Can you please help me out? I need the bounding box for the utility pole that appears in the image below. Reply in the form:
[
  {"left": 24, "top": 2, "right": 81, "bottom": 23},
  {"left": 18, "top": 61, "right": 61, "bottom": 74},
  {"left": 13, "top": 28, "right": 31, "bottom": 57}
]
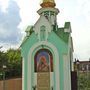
[
  {"left": 76, "top": 59, "right": 80, "bottom": 90},
  {"left": 86, "top": 64, "right": 89, "bottom": 90}
]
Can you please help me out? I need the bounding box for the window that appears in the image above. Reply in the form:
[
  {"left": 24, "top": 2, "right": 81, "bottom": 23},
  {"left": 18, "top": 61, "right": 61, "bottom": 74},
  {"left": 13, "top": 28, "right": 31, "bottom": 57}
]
[{"left": 40, "top": 25, "right": 46, "bottom": 41}]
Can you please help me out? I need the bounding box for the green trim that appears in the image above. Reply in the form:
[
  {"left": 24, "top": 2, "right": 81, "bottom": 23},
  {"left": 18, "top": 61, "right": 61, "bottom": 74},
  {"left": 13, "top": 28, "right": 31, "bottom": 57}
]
[
  {"left": 24, "top": 57, "right": 28, "bottom": 90},
  {"left": 31, "top": 52, "right": 34, "bottom": 90},
  {"left": 21, "top": 32, "right": 38, "bottom": 56},
  {"left": 59, "top": 54, "right": 64, "bottom": 90},
  {"left": 21, "top": 33, "right": 38, "bottom": 90}
]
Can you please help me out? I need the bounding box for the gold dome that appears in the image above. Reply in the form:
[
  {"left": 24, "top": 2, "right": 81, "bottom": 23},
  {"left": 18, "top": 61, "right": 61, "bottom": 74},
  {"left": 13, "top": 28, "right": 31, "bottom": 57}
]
[
  {"left": 40, "top": 0, "right": 56, "bottom": 8},
  {"left": 43, "top": 0, "right": 55, "bottom": 3}
]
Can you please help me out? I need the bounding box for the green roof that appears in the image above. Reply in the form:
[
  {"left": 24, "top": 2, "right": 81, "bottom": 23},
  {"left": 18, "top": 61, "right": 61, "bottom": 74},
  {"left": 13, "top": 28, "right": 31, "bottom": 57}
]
[
  {"left": 54, "top": 28, "right": 69, "bottom": 43},
  {"left": 53, "top": 22, "right": 71, "bottom": 43}
]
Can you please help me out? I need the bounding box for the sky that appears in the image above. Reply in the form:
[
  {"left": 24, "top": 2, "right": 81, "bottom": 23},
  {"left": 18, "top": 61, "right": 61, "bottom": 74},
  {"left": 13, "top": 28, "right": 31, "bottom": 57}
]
[{"left": 0, "top": 0, "right": 90, "bottom": 61}]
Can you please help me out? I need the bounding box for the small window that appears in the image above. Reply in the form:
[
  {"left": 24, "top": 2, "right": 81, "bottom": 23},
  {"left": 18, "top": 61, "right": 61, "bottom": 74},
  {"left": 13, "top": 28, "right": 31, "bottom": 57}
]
[{"left": 40, "top": 25, "right": 46, "bottom": 41}]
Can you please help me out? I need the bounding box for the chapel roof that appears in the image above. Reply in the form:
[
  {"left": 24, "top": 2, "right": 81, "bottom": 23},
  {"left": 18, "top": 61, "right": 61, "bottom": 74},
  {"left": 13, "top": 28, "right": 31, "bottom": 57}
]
[{"left": 54, "top": 22, "right": 71, "bottom": 43}]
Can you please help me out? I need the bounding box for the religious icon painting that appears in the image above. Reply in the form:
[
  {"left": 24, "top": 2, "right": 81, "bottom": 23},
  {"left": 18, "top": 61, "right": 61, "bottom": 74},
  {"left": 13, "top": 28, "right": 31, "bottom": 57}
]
[{"left": 34, "top": 49, "right": 53, "bottom": 72}]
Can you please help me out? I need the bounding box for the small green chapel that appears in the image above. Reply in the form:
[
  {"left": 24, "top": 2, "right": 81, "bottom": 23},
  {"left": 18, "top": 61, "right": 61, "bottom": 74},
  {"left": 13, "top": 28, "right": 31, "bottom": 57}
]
[{"left": 20, "top": 0, "right": 74, "bottom": 90}]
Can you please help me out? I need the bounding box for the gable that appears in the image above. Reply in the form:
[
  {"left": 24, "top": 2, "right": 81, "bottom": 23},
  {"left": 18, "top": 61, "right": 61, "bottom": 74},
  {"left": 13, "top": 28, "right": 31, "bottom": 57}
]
[
  {"left": 21, "top": 33, "right": 38, "bottom": 56},
  {"left": 48, "top": 31, "right": 68, "bottom": 53},
  {"left": 33, "top": 15, "right": 52, "bottom": 41},
  {"left": 34, "top": 15, "right": 52, "bottom": 33}
]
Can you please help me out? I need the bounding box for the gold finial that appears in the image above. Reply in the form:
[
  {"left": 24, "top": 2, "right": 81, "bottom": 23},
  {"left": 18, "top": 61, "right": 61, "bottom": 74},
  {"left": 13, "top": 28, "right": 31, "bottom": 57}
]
[{"left": 40, "top": 0, "right": 56, "bottom": 8}]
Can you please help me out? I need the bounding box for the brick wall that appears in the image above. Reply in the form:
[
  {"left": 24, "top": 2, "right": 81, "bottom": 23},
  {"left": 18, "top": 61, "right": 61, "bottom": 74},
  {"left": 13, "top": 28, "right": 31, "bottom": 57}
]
[{"left": 0, "top": 78, "right": 22, "bottom": 90}]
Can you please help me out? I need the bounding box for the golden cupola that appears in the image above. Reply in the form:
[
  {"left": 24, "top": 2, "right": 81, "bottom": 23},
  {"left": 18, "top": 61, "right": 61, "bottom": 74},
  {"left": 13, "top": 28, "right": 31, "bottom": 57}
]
[{"left": 40, "top": 0, "right": 56, "bottom": 8}]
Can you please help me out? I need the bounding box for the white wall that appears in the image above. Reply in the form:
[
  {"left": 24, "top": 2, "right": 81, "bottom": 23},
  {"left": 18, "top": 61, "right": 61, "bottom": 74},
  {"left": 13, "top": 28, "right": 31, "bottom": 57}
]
[{"left": 63, "top": 54, "right": 71, "bottom": 90}]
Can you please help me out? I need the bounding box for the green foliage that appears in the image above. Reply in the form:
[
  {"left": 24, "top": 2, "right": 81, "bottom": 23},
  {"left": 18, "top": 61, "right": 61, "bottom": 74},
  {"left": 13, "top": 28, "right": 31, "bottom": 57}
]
[
  {"left": 7, "top": 49, "right": 21, "bottom": 66},
  {"left": 0, "top": 51, "right": 8, "bottom": 69},
  {"left": 78, "top": 72, "right": 90, "bottom": 90},
  {"left": 0, "top": 48, "right": 22, "bottom": 80}
]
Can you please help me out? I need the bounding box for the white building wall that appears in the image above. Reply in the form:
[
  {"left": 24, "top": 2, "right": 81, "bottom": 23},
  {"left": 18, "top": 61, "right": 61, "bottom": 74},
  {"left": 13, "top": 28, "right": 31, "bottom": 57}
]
[
  {"left": 69, "top": 36, "right": 74, "bottom": 71},
  {"left": 63, "top": 54, "right": 71, "bottom": 90},
  {"left": 33, "top": 16, "right": 52, "bottom": 41}
]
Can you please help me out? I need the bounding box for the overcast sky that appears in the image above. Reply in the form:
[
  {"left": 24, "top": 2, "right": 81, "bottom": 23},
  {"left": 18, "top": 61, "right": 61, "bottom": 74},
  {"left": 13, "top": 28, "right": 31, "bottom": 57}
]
[{"left": 0, "top": 0, "right": 90, "bottom": 61}]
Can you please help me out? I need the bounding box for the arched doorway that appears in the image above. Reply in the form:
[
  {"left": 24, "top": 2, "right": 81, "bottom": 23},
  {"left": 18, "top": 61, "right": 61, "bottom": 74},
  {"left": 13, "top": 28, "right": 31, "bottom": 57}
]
[{"left": 34, "top": 49, "right": 53, "bottom": 90}]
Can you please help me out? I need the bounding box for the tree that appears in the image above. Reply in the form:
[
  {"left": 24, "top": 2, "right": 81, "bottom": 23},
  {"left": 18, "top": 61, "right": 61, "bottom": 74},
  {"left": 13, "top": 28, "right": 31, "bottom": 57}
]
[
  {"left": 0, "top": 51, "right": 8, "bottom": 80},
  {"left": 6, "top": 48, "right": 22, "bottom": 78},
  {"left": 79, "top": 72, "right": 90, "bottom": 90},
  {"left": 0, "top": 48, "right": 22, "bottom": 80},
  {"left": 0, "top": 51, "right": 8, "bottom": 69}
]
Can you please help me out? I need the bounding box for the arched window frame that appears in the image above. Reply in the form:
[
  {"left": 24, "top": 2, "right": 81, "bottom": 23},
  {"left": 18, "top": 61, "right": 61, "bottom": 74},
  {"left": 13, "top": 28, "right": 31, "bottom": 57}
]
[
  {"left": 40, "top": 25, "right": 46, "bottom": 41},
  {"left": 34, "top": 49, "right": 53, "bottom": 72}
]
